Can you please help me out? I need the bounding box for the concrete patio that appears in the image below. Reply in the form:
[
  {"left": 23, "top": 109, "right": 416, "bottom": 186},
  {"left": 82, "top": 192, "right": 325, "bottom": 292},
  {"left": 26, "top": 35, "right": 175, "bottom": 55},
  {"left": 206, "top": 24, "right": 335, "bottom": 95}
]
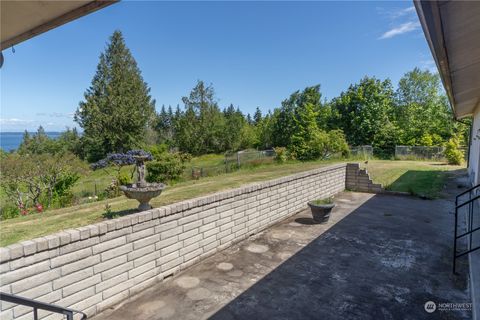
[{"left": 93, "top": 190, "right": 471, "bottom": 320}]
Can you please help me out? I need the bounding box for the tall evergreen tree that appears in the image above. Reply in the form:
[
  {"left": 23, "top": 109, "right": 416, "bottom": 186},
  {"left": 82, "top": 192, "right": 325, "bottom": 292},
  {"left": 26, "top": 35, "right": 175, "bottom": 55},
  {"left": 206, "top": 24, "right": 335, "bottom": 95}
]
[
  {"left": 177, "top": 81, "right": 225, "bottom": 154},
  {"left": 156, "top": 105, "right": 175, "bottom": 144},
  {"left": 223, "top": 104, "right": 246, "bottom": 151},
  {"left": 253, "top": 107, "right": 263, "bottom": 125},
  {"left": 246, "top": 113, "right": 253, "bottom": 125},
  {"left": 75, "top": 30, "right": 155, "bottom": 162}
]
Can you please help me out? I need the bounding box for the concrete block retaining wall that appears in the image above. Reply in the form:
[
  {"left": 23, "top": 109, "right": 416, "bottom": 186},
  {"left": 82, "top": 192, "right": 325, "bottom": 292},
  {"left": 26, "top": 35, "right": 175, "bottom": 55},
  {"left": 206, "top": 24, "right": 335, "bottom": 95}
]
[
  {"left": 0, "top": 163, "right": 347, "bottom": 320},
  {"left": 346, "top": 163, "right": 383, "bottom": 193}
]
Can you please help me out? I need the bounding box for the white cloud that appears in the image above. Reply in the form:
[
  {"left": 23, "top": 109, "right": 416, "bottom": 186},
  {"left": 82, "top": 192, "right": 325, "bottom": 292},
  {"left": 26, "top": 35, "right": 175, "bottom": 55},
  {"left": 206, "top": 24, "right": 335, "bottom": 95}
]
[
  {"left": 377, "top": 6, "right": 416, "bottom": 20},
  {"left": 35, "top": 112, "right": 74, "bottom": 118},
  {"left": 379, "top": 21, "right": 420, "bottom": 39},
  {"left": 0, "top": 118, "right": 35, "bottom": 125},
  {"left": 392, "top": 6, "right": 416, "bottom": 19}
]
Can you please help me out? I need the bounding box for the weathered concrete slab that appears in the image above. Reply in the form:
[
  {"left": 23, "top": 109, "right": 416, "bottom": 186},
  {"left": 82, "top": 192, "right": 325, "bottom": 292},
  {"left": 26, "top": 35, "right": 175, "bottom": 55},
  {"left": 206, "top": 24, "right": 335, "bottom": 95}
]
[{"left": 93, "top": 192, "right": 471, "bottom": 320}]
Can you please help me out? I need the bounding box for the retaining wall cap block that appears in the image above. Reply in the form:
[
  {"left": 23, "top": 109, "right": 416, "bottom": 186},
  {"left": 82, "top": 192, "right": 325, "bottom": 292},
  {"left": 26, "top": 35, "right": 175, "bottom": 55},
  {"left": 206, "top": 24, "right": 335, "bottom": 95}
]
[
  {"left": 0, "top": 247, "right": 11, "bottom": 262},
  {"left": 65, "top": 229, "right": 81, "bottom": 242},
  {"left": 32, "top": 238, "right": 49, "bottom": 252},
  {"left": 57, "top": 232, "right": 71, "bottom": 246},
  {"left": 20, "top": 241, "right": 37, "bottom": 256},
  {"left": 96, "top": 222, "right": 108, "bottom": 235},
  {"left": 77, "top": 227, "right": 91, "bottom": 240},
  {"left": 44, "top": 235, "right": 60, "bottom": 249}
]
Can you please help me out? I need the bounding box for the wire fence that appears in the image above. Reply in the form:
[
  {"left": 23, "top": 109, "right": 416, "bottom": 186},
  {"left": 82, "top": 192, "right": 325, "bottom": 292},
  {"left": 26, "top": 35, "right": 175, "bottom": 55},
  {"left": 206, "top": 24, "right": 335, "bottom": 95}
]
[
  {"left": 190, "top": 149, "right": 277, "bottom": 179},
  {"left": 395, "top": 145, "right": 446, "bottom": 160},
  {"left": 226, "top": 149, "right": 276, "bottom": 167},
  {"left": 349, "top": 145, "right": 373, "bottom": 159}
]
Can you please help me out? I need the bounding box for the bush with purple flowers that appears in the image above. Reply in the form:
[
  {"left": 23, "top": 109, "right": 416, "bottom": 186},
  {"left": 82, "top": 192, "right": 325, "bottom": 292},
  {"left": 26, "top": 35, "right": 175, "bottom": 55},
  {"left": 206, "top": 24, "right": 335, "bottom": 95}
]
[
  {"left": 90, "top": 150, "right": 153, "bottom": 198},
  {"left": 91, "top": 150, "right": 153, "bottom": 170}
]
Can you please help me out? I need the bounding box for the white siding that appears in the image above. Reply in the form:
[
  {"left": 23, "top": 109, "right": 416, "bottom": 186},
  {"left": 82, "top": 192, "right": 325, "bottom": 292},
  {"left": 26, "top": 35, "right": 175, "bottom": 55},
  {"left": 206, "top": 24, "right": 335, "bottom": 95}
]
[{"left": 469, "top": 104, "right": 480, "bottom": 186}]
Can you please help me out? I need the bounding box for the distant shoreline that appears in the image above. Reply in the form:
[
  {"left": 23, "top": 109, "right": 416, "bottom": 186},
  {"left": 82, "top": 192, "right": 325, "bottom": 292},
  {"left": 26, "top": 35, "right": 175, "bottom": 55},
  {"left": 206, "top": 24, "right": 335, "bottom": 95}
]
[{"left": 0, "top": 131, "right": 65, "bottom": 152}]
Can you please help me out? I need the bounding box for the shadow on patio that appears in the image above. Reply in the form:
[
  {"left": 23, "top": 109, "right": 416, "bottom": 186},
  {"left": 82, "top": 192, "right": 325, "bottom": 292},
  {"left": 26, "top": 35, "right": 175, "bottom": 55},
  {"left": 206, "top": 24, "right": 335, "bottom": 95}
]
[{"left": 209, "top": 192, "right": 471, "bottom": 320}]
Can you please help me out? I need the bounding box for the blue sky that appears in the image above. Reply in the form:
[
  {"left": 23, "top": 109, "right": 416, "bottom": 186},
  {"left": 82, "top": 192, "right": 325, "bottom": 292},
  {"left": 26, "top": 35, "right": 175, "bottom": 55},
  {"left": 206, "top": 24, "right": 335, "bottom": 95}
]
[{"left": 0, "top": 1, "right": 435, "bottom": 132}]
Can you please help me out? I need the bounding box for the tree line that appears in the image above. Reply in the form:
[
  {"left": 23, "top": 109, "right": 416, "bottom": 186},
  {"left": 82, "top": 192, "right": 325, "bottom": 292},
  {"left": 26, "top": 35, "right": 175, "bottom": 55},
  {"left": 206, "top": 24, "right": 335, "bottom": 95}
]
[{"left": 19, "top": 30, "right": 469, "bottom": 162}]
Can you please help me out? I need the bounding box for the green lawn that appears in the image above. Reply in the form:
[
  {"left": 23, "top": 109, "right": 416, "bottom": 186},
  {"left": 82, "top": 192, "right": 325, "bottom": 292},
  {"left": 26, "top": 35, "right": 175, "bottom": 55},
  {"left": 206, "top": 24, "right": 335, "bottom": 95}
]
[
  {"left": 0, "top": 160, "right": 464, "bottom": 246},
  {"left": 189, "top": 154, "right": 226, "bottom": 168},
  {"left": 363, "top": 160, "right": 464, "bottom": 198}
]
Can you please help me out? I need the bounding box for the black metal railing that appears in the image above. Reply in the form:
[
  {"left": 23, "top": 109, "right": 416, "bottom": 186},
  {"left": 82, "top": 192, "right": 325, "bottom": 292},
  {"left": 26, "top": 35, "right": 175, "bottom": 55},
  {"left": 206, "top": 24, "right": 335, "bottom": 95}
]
[
  {"left": 0, "top": 292, "right": 87, "bottom": 320},
  {"left": 453, "top": 183, "right": 480, "bottom": 274}
]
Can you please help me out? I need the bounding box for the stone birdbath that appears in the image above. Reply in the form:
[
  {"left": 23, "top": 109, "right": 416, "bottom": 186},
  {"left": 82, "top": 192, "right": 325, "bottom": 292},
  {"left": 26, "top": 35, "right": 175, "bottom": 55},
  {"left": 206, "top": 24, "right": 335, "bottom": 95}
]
[
  {"left": 91, "top": 150, "right": 165, "bottom": 212},
  {"left": 120, "top": 154, "right": 165, "bottom": 211}
]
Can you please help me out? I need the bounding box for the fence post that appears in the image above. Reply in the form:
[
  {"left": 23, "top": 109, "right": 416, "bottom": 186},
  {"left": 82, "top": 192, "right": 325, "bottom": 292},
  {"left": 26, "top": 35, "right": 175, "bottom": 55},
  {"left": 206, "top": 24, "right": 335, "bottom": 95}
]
[{"left": 236, "top": 152, "right": 241, "bottom": 168}]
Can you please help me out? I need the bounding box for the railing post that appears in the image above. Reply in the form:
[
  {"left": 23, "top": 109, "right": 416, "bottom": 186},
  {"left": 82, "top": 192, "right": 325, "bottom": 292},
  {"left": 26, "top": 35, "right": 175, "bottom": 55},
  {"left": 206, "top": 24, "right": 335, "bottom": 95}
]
[
  {"left": 469, "top": 190, "right": 474, "bottom": 250},
  {"left": 454, "top": 197, "right": 458, "bottom": 274},
  {"left": 33, "top": 307, "right": 38, "bottom": 320}
]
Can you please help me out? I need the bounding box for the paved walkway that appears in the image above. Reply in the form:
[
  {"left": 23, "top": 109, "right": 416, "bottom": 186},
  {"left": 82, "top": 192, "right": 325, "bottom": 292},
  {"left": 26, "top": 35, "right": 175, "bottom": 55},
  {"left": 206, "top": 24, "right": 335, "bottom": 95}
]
[{"left": 94, "top": 191, "right": 471, "bottom": 320}]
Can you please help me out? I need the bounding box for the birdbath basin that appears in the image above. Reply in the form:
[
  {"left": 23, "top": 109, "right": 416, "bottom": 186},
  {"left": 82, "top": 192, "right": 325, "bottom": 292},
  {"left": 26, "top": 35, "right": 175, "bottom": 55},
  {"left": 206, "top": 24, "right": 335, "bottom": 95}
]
[{"left": 120, "top": 183, "right": 165, "bottom": 211}]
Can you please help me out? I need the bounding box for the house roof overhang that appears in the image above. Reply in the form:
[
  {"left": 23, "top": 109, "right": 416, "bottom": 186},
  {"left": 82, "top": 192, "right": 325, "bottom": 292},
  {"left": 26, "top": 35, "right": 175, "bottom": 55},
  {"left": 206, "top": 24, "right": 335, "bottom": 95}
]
[
  {"left": 1, "top": 0, "right": 117, "bottom": 51},
  {"left": 414, "top": 0, "right": 480, "bottom": 119}
]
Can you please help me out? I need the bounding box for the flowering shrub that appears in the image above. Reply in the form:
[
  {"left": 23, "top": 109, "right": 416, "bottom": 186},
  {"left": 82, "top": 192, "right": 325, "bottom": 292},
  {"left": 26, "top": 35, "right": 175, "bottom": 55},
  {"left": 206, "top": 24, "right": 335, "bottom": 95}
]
[
  {"left": 91, "top": 150, "right": 152, "bottom": 198},
  {"left": 91, "top": 150, "right": 153, "bottom": 170}
]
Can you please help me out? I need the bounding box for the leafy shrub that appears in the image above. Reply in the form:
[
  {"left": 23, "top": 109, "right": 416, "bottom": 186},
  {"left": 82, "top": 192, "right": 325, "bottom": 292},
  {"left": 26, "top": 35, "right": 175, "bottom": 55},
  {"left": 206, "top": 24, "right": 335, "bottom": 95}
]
[
  {"left": 52, "top": 172, "right": 80, "bottom": 205},
  {"left": 274, "top": 147, "right": 288, "bottom": 163},
  {"left": 104, "top": 179, "right": 121, "bottom": 198},
  {"left": 372, "top": 122, "right": 398, "bottom": 158},
  {"left": 292, "top": 128, "right": 349, "bottom": 161},
  {"left": 418, "top": 134, "right": 433, "bottom": 146},
  {"left": 145, "top": 146, "right": 191, "bottom": 183},
  {"left": 146, "top": 154, "right": 187, "bottom": 183},
  {"left": 444, "top": 137, "right": 463, "bottom": 165},
  {"left": 0, "top": 204, "right": 19, "bottom": 220},
  {"left": 147, "top": 144, "right": 169, "bottom": 157},
  {"left": 118, "top": 173, "right": 132, "bottom": 186},
  {"left": 0, "top": 152, "right": 87, "bottom": 210}
]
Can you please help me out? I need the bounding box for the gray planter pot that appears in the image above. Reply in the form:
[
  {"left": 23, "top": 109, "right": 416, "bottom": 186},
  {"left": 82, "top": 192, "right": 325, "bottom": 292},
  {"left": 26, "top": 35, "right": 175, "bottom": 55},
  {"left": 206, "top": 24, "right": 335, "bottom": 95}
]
[{"left": 307, "top": 202, "right": 335, "bottom": 223}]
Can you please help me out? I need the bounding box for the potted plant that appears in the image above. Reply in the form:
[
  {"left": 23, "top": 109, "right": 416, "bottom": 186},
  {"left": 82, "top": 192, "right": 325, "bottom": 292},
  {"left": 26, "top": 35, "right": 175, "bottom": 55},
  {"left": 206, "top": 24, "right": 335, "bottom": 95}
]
[{"left": 307, "top": 197, "right": 335, "bottom": 223}]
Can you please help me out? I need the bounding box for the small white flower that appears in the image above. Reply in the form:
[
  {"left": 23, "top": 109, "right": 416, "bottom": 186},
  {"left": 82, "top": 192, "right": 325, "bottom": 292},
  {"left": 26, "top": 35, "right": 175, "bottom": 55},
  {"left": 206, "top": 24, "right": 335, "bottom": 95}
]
[
  {"left": 94, "top": 196, "right": 98, "bottom": 200},
  {"left": 88, "top": 196, "right": 92, "bottom": 200}
]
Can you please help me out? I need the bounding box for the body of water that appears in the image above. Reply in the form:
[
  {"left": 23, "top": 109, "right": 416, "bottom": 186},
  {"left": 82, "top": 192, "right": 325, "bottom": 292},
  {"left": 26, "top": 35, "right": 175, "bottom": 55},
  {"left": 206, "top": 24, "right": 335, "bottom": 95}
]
[{"left": 0, "top": 132, "right": 62, "bottom": 152}]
